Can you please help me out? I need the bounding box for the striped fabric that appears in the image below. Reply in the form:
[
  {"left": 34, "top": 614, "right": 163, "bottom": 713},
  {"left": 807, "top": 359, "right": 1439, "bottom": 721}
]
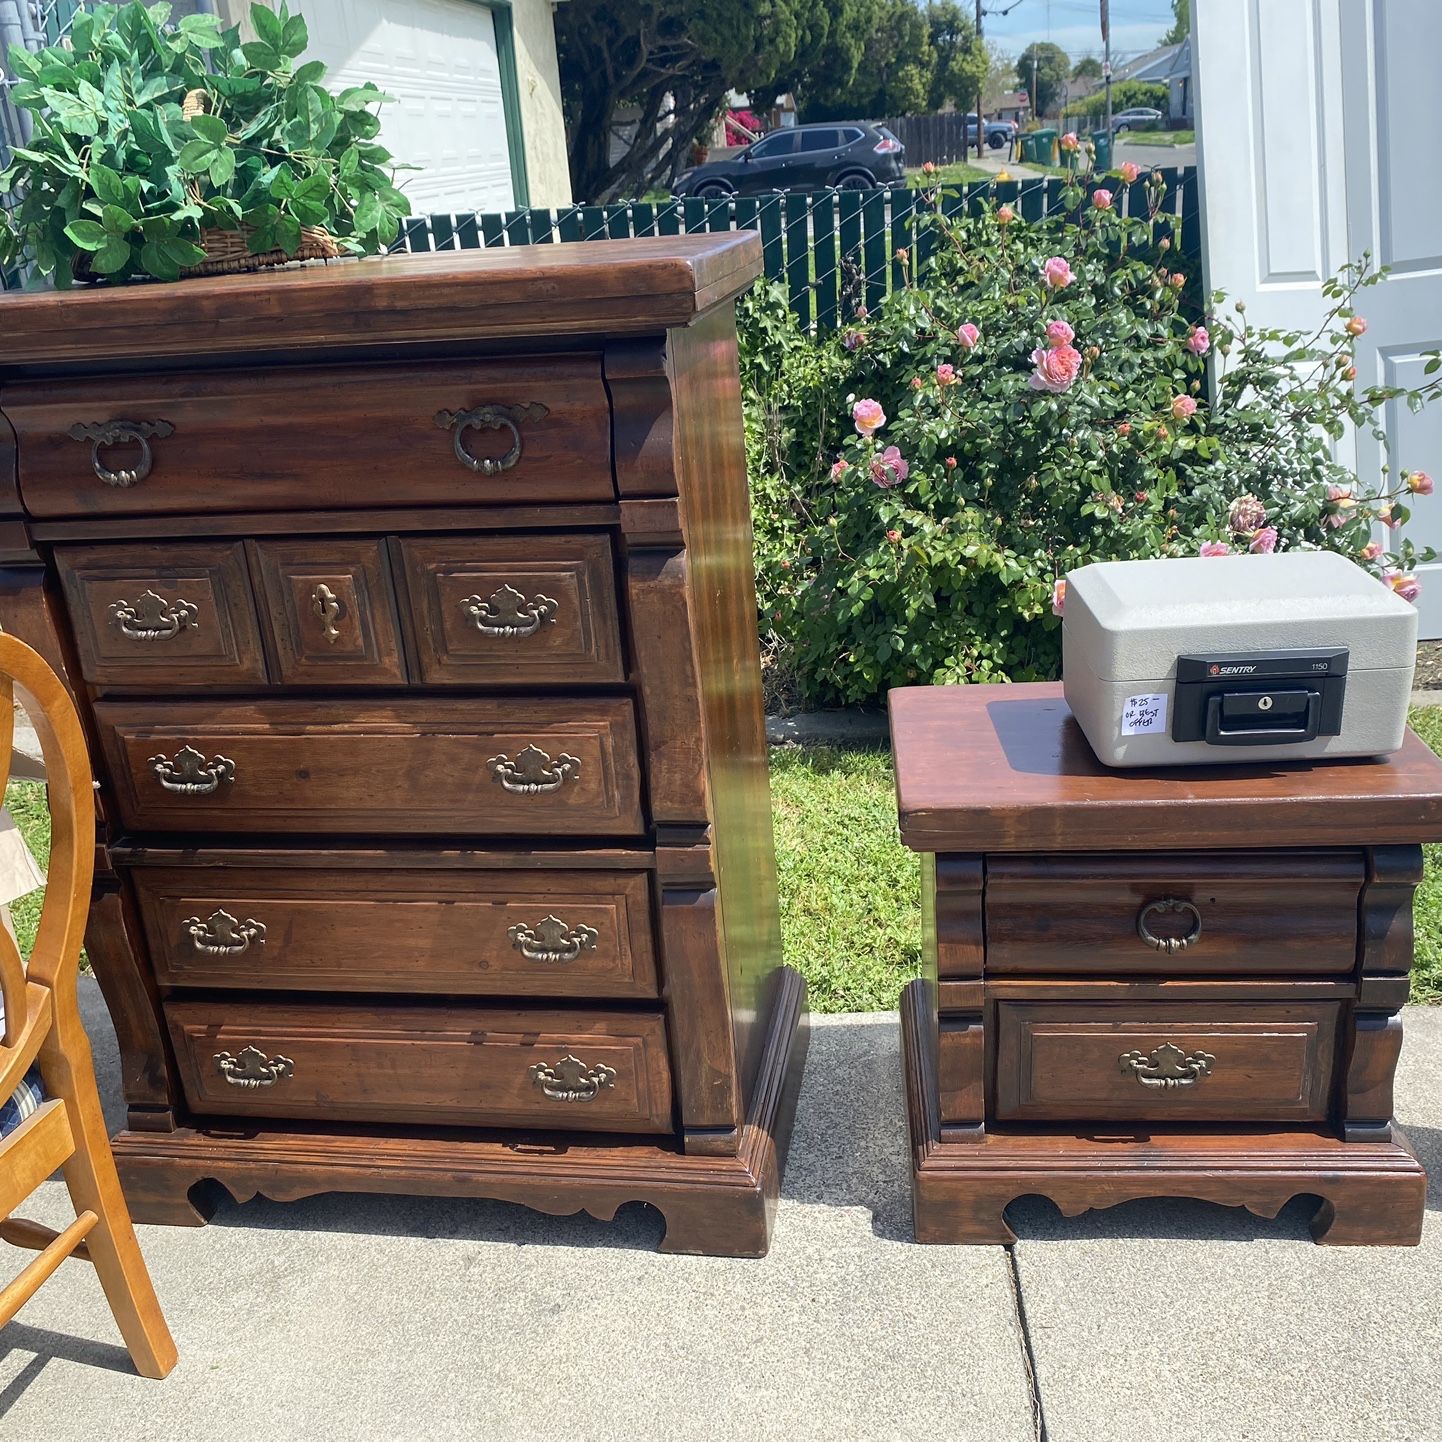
[{"left": 0, "top": 995, "right": 45, "bottom": 1139}]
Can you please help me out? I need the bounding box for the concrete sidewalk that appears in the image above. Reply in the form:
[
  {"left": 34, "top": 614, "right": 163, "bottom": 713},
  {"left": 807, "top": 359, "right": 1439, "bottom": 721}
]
[{"left": 4, "top": 983, "right": 1441, "bottom": 1441}]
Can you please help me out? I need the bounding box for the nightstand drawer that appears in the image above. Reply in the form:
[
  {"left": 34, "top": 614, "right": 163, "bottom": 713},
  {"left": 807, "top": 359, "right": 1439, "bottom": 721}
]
[
  {"left": 54, "top": 541, "right": 267, "bottom": 688},
  {"left": 984, "top": 852, "right": 1364, "bottom": 976},
  {"left": 134, "top": 865, "right": 658, "bottom": 1000},
  {"left": 251, "top": 538, "right": 406, "bottom": 686},
  {"left": 9, "top": 356, "right": 613, "bottom": 518},
  {"left": 165, "top": 1001, "right": 674, "bottom": 1133},
  {"left": 95, "top": 697, "right": 645, "bottom": 836},
  {"left": 398, "top": 533, "right": 623, "bottom": 685},
  {"left": 992, "top": 996, "right": 1342, "bottom": 1123}
]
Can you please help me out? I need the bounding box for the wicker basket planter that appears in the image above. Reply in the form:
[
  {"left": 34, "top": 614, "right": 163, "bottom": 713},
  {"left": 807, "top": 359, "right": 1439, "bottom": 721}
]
[{"left": 74, "top": 222, "right": 342, "bottom": 283}]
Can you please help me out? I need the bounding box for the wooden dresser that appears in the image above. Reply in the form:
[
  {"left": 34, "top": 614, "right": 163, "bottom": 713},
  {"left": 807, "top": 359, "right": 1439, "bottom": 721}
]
[
  {"left": 890, "top": 682, "right": 1442, "bottom": 1246},
  {"left": 0, "top": 234, "right": 807, "bottom": 1257}
]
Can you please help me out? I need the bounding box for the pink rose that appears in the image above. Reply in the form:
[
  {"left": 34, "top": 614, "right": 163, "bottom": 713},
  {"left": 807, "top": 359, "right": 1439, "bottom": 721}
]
[
  {"left": 1043, "top": 256, "right": 1074, "bottom": 289},
  {"left": 852, "top": 398, "right": 885, "bottom": 436},
  {"left": 1116, "top": 421, "right": 1132, "bottom": 437},
  {"left": 829, "top": 458, "right": 850, "bottom": 481},
  {"left": 996, "top": 204, "right": 1015, "bottom": 225},
  {"left": 1187, "top": 326, "right": 1210, "bottom": 356},
  {"left": 870, "top": 445, "right": 909, "bottom": 488},
  {"left": 1028, "top": 343, "right": 1083, "bottom": 393},
  {"left": 1249, "top": 526, "right": 1278, "bottom": 554},
  {"left": 1199, "top": 540, "right": 1231, "bottom": 557},
  {"left": 1051, "top": 578, "right": 1066, "bottom": 616},
  {"left": 1060, "top": 131, "right": 1079, "bottom": 152},
  {"left": 1360, "top": 541, "right": 1382, "bottom": 561},
  {"left": 1092, "top": 188, "right": 1113, "bottom": 211},
  {"left": 1326, "top": 484, "right": 1355, "bottom": 527},
  {"left": 1170, "top": 271, "right": 1186, "bottom": 288},
  {"left": 936, "top": 363, "right": 956, "bottom": 386},
  {"left": 1171, "top": 394, "right": 1198, "bottom": 421},
  {"left": 1118, "top": 161, "right": 1141, "bottom": 183},
  {"left": 1228, "top": 494, "right": 1266, "bottom": 533},
  {"left": 1408, "top": 470, "right": 1434, "bottom": 496},
  {"left": 885, "top": 528, "right": 902, "bottom": 543},
  {"left": 1387, "top": 570, "right": 1421, "bottom": 603},
  {"left": 957, "top": 322, "right": 980, "bottom": 350},
  {"left": 1347, "top": 316, "right": 1368, "bottom": 337},
  {"left": 1044, "top": 319, "right": 1074, "bottom": 348},
  {"left": 1378, "top": 503, "right": 1400, "bottom": 529}
]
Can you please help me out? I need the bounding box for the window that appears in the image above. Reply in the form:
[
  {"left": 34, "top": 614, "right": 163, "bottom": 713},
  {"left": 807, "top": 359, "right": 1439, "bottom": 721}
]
[
  {"left": 796, "top": 129, "right": 840, "bottom": 152},
  {"left": 838, "top": 127, "right": 864, "bottom": 145},
  {"left": 749, "top": 132, "right": 799, "bottom": 159}
]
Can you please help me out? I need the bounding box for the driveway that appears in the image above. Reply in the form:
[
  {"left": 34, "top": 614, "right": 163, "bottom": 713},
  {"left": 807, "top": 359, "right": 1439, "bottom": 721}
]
[{"left": 1116, "top": 134, "right": 1197, "bottom": 169}]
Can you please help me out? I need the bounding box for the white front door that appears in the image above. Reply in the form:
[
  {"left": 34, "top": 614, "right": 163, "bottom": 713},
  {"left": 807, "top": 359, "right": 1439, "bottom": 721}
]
[
  {"left": 1195, "top": 0, "right": 1442, "bottom": 633},
  {"left": 301, "top": 0, "right": 514, "bottom": 215}
]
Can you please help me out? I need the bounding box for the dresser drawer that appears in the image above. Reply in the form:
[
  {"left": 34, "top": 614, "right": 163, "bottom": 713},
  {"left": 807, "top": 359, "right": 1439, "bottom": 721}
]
[
  {"left": 133, "top": 866, "right": 658, "bottom": 999},
  {"left": 251, "top": 538, "right": 406, "bottom": 685},
  {"left": 165, "top": 1000, "right": 674, "bottom": 1133},
  {"left": 992, "top": 996, "right": 1342, "bottom": 1123},
  {"left": 54, "top": 541, "right": 267, "bottom": 688},
  {"left": 984, "top": 852, "right": 1364, "bottom": 976},
  {"left": 95, "top": 698, "right": 645, "bottom": 836},
  {"left": 9, "top": 357, "right": 612, "bottom": 518},
  {"left": 398, "top": 533, "right": 624, "bottom": 685}
]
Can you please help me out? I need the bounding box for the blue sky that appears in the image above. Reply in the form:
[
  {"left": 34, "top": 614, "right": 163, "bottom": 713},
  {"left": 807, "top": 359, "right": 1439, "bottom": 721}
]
[{"left": 981, "top": 0, "right": 1179, "bottom": 66}]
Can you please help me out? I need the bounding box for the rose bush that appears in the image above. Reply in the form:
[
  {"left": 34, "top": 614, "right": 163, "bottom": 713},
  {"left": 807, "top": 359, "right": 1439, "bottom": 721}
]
[{"left": 740, "top": 169, "right": 1438, "bottom": 705}]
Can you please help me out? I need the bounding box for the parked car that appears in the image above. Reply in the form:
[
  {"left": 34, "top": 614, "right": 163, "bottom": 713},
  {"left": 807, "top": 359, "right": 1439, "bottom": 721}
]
[
  {"left": 964, "top": 113, "right": 1016, "bottom": 150},
  {"left": 673, "top": 122, "right": 905, "bottom": 198},
  {"left": 1110, "top": 107, "right": 1164, "bottom": 133}
]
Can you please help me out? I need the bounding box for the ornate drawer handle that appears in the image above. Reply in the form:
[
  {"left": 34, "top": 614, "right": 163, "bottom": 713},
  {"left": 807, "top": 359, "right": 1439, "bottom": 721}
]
[
  {"left": 149, "top": 745, "right": 236, "bottom": 795},
  {"left": 183, "top": 909, "right": 266, "bottom": 956},
  {"left": 214, "top": 1045, "right": 293, "bottom": 1089},
  {"left": 1119, "top": 1042, "right": 1215, "bottom": 1090},
  {"left": 488, "top": 745, "right": 580, "bottom": 795},
  {"left": 434, "top": 402, "right": 549, "bottom": 476},
  {"left": 66, "top": 419, "right": 174, "bottom": 487},
  {"left": 311, "top": 584, "right": 342, "bottom": 643},
  {"left": 108, "top": 589, "right": 199, "bottom": 642},
  {"left": 528, "top": 1053, "right": 616, "bottom": 1103},
  {"left": 461, "top": 584, "right": 558, "bottom": 639},
  {"left": 508, "top": 915, "right": 600, "bottom": 964},
  {"left": 1137, "top": 897, "right": 1202, "bottom": 954}
]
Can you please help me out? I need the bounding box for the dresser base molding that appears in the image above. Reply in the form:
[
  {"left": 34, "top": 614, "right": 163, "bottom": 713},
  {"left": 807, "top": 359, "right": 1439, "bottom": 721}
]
[
  {"left": 901, "top": 981, "right": 1425, "bottom": 1248},
  {"left": 111, "top": 966, "right": 807, "bottom": 1257}
]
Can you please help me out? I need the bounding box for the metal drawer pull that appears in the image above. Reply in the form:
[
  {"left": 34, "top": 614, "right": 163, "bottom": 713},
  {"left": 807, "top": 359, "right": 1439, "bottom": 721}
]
[
  {"left": 214, "top": 1045, "right": 293, "bottom": 1089},
  {"left": 311, "top": 584, "right": 342, "bottom": 643},
  {"left": 434, "top": 401, "right": 549, "bottom": 476},
  {"left": 461, "top": 584, "right": 558, "bottom": 639},
  {"left": 1119, "top": 1042, "right": 1215, "bottom": 1090},
  {"left": 183, "top": 909, "right": 266, "bottom": 956},
  {"left": 1137, "top": 897, "right": 1202, "bottom": 953},
  {"left": 508, "top": 915, "right": 600, "bottom": 964},
  {"left": 488, "top": 744, "right": 580, "bottom": 795},
  {"left": 66, "top": 418, "right": 174, "bottom": 487},
  {"left": 149, "top": 745, "right": 236, "bottom": 795},
  {"left": 109, "top": 589, "right": 199, "bottom": 641},
  {"left": 528, "top": 1053, "right": 617, "bottom": 1103}
]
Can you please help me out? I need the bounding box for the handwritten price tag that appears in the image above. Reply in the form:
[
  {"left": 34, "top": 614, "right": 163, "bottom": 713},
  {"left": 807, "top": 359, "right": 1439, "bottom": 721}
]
[{"left": 1121, "top": 692, "right": 1168, "bottom": 736}]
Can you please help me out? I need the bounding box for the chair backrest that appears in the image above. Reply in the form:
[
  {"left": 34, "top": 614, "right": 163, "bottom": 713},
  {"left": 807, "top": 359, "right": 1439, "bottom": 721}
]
[{"left": 0, "top": 634, "right": 92, "bottom": 1056}]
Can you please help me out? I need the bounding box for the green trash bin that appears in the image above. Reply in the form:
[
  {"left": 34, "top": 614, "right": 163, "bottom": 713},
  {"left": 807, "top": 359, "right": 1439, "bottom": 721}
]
[
  {"left": 1090, "top": 129, "right": 1113, "bottom": 172},
  {"left": 1025, "top": 128, "right": 1057, "bottom": 166}
]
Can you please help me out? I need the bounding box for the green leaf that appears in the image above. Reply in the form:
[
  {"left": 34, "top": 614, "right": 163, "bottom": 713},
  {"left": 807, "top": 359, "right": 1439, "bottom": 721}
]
[
  {"left": 162, "top": 237, "right": 209, "bottom": 267},
  {"left": 89, "top": 161, "right": 126, "bottom": 206},
  {"left": 140, "top": 239, "right": 181, "bottom": 280},
  {"left": 281, "top": 12, "right": 309, "bottom": 58},
  {"left": 100, "top": 203, "right": 137, "bottom": 234},
  {"left": 352, "top": 191, "right": 382, "bottom": 233},
  {"left": 292, "top": 61, "right": 326, "bottom": 86},
  {"left": 240, "top": 40, "right": 282, "bottom": 71},
  {"left": 91, "top": 236, "right": 132, "bottom": 274},
  {"left": 251, "top": 3, "right": 285, "bottom": 49},
  {"left": 63, "top": 219, "right": 108, "bottom": 251},
  {"left": 189, "top": 112, "right": 229, "bottom": 145},
  {"left": 209, "top": 146, "right": 236, "bottom": 186},
  {"left": 177, "top": 138, "right": 218, "bottom": 173},
  {"left": 274, "top": 212, "right": 302, "bottom": 254}
]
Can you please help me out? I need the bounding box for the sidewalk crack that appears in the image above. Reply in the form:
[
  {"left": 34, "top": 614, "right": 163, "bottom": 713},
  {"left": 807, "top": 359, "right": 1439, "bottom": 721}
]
[{"left": 1005, "top": 1244, "right": 1049, "bottom": 1442}]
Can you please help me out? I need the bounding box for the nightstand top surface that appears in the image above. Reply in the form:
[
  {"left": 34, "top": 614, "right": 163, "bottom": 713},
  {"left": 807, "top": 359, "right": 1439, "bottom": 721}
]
[{"left": 888, "top": 681, "right": 1442, "bottom": 853}]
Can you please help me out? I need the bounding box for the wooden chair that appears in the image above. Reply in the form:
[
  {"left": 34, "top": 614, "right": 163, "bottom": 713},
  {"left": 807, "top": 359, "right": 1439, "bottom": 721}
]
[{"left": 0, "top": 633, "right": 176, "bottom": 1378}]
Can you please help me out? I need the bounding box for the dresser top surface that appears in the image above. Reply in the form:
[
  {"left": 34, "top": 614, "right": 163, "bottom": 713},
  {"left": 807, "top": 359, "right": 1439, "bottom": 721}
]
[
  {"left": 0, "top": 233, "right": 762, "bottom": 370},
  {"left": 889, "top": 682, "right": 1442, "bottom": 852}
]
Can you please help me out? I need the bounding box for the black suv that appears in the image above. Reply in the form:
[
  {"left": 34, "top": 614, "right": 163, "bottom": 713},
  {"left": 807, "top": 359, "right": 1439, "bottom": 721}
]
[{"left": 673, "top": 122, "right": 905, "bottom": 197}]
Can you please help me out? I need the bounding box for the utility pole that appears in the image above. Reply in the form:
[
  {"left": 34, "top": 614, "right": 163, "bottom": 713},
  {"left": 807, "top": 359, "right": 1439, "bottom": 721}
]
[
  {"left": 973, "top": 0, "right": 984, "bottom": 164},
  {"left": 1101, "top": 0, "right": 1113, "bottom": 138}
]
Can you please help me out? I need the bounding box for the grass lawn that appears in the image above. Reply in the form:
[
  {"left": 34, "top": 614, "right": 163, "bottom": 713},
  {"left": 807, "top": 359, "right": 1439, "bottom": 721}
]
[
  {"left": 1120, "top": 129, "right": 1195, "bottom": 146},
  {"left": 906, "top": 161, "right": 992, "bottom": 186},
  {"left": 6, "top": 710, "right": 1442, "bottom": 1010}
]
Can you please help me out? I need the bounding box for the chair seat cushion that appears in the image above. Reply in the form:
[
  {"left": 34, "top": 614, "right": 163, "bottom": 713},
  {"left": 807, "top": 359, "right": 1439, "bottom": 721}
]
[{"left": 0, "top": 1065, "right": 45, "bottom": 1138}]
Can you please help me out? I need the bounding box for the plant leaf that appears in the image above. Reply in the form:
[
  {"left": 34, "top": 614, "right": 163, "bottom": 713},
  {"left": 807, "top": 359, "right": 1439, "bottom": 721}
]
[
  {"left": 209, "top": 146, "right": 236, "bottom": 186},
  {"left": 91, "top": 236, "right": 132, "bottom": 274},
  {"left": 251, "top": 3, "right": 284, "bottom": 50},
  {"left": 189, "top": 112, "right": 229, "bottom": 145},
  {"left": 63, "top": 218, "right": 108, "bottom": 251},
  {"left": 100, "top": 202, "right": 137, "bottom": 234},
  {"left": 140, "top": 239, "right": 181, "bottom": 280},
  {"left": 89, "top": 161, "right": 126, "bottom": 206},
  {"left": 177, "top": 138, "right": 218, "bottom": 172}
]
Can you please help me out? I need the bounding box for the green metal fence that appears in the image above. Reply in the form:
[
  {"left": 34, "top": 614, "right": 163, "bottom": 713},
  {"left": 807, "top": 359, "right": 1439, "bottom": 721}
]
[{"left": 393, "top": 167, "right": 1200, "bottom": 332}]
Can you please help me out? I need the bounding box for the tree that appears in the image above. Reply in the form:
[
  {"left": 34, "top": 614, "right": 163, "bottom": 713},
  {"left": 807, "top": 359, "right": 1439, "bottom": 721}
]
[
  {"left": 556, "top": 0, "right": 857, "bottom": 203},
  {"left": 1161, "top": 0, "right": 1189, "bottom": 46},
  {"left": 1072, "top": 56, "right": 1103, "bottom": 82},
  {"left": 1016, "top": 41, "right": 1070, "bottom": 118},
  {"left": 926, "top": 2, "right": 986, "bottom": 114},
  {"left": 803, "top": 0, "right": 936, "bottom": 120}
]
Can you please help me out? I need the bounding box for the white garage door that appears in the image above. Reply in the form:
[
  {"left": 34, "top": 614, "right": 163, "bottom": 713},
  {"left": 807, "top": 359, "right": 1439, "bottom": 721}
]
[{"left": 301, "top": 0, "right": 514, "bottom": 214}]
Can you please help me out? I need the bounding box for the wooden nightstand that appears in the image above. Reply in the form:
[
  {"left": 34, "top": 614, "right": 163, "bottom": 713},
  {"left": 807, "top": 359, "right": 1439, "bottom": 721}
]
[{"left": 889, "top": 682, "right": 1442, "bottom": 1246}]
